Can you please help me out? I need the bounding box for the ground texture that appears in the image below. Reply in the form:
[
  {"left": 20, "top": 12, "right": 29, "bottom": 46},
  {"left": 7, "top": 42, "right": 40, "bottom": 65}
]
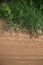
[{"left": 0, "top": 31, "right": 43, "bottom": 65}]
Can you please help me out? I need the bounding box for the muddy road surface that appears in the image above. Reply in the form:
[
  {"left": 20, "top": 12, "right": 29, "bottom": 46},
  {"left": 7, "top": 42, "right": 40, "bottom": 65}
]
[{"left": 0, "top": 31, "right": 43, "bottom": 65}]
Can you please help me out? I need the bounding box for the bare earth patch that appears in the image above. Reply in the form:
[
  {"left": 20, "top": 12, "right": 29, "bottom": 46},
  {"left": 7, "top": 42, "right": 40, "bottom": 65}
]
[{"left": 0, "top": 31, "right": 43, "bottom": 65}]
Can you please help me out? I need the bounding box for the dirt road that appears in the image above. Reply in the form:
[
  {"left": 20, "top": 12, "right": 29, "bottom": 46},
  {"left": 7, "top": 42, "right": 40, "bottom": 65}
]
[{"left": 0, "top": 31, "right": 43, "bottom": 65}]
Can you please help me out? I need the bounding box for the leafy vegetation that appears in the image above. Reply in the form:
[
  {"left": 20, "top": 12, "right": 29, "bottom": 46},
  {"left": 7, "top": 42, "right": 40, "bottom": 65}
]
[{"left": 0, "top": 0, "right": 43, "bottom": 34}]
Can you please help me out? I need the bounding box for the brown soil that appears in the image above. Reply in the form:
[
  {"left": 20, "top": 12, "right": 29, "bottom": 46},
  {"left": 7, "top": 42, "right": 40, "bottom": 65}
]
[{"left": 0, "top": 31, "right": 43, "bottom": 65}]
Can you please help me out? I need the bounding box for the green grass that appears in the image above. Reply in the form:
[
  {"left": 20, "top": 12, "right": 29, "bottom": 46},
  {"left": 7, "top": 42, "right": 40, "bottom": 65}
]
[{"left": 0, "top": 0, "right": 43, "bottom": 34}]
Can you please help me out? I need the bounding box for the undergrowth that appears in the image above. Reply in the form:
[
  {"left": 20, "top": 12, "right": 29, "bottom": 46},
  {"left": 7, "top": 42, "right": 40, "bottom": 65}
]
[{"left": 0, "top": 0, "right": 43, "bottom": 34}]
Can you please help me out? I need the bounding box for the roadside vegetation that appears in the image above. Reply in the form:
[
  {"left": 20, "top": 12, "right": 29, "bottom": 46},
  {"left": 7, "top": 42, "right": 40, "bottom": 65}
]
[{"left": 0, "top": 0, "right": 43, "bottom": 35}]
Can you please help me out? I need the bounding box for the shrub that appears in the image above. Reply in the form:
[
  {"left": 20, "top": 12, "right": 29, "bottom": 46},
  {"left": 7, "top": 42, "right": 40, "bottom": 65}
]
[{"left": 0, "top": 0, "right": 43, "bottom": 34}]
